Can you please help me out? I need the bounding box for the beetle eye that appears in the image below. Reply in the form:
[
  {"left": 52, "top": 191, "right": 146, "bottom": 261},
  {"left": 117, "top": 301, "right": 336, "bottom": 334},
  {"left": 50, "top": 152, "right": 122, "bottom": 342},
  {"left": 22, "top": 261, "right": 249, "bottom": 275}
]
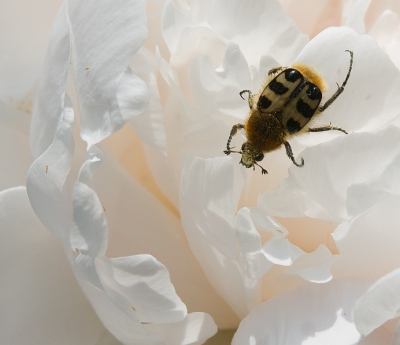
[
  {"left": 255, "top": 153, "right": 264, "bottom": 161},
  {"left": 241, "top": 142, "right": 247, "bottom": 151}
]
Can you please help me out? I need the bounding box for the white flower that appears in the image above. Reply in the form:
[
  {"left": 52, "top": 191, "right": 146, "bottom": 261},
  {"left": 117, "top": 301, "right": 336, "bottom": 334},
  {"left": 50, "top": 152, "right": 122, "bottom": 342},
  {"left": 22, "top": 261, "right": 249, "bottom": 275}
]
[{"left": 2, "top": 0, "right": 400, "bottom": 344}]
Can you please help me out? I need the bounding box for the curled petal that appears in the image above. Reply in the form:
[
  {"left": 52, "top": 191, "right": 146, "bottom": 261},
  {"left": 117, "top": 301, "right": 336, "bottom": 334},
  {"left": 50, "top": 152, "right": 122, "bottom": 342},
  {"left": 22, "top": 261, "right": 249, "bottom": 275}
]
[
  {"left": 26, "top": 97, "right": 74, "bottom": 239},
  {"left": 95, "top": 254, "right": 187, "bottom": 323}
]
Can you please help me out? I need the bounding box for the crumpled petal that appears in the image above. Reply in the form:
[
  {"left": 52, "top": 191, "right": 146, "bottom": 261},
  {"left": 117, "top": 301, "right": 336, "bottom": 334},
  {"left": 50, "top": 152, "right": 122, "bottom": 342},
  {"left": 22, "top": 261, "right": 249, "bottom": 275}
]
[
  {"left": 232, "top": 278, "right": 377, "bottom": 345},
  {"left": 354, "top": 268, "right": 400, "bottom": 337},
  {"left": 27, "top": 97, "right": 74, "bottom": 239},
  {"left": 95, "top": 254, "right": 187, "bottom": 323}
]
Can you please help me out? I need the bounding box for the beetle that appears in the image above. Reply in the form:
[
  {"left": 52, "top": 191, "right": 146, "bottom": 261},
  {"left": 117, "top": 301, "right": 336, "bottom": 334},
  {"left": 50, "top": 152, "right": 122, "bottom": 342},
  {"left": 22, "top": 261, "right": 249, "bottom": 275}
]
[{"left": 224, "top": 50, "right": 353, "bottom": 174}]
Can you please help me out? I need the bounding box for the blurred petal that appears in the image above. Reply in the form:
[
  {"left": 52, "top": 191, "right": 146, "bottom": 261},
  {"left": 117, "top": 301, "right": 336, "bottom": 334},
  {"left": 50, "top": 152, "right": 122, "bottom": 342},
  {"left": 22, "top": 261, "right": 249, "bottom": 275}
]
[
  {"left": 354, "top": 268, "right": 400, "bottom": 336},
  {"left": 0, "top": 187, "right": 107, "bottom": 344},
  {"left": 30, "top": 1, "right": 71, "bottom": 158},
  {"left": 345, "top": 0, "right": 372, "bottom": 34},
  {"left": 0, "top": 0, "right": 63, "bottom": 101},
  {"left": 129, "top": 50, "right": 167, "bottom": 154}
]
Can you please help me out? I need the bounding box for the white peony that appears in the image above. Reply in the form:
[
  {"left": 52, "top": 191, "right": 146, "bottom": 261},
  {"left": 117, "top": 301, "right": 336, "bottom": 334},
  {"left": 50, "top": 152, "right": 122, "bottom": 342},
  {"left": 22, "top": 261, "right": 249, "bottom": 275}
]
[{"left": 1, "top": 0, "right": 400, "bottom": 344}]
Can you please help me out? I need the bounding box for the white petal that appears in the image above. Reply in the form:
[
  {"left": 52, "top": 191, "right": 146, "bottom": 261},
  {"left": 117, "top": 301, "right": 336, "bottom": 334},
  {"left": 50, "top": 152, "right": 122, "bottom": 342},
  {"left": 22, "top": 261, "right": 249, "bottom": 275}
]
[
  {"left": 26, "top": 97, "right": 74, "bottom": 239},
  {"left": 285, "top": 245, "right": 334, "bottom": 283},
  {"left": 262, "top": 238, "right": 304, "bottom": 266},
  {"left": 95, "top": 255, "right": 187, "bottom": 323},
  {"left": 0, "top": 187, "right": 107, "bottom": 344},
  {"left": 129, "top": 50, "right": 167, "bottom": 154},
  {"left": 235, "top": 208, "right": 272, "bottom": 279},
  {"left": 162, "top": 0, "right": 227, "bottom": 67},
  {"left": 260, "top": 127, "right": 400, "bottom": 222},
  {"left": 78, "top": 279, "right": 165, "bottom": 345},
  {"left": 30, "top": 1, "right": 71, "bottom": 158},
  {"left": 294, "top": 27, "right": 400, "bottom": 133},
  {"left": 180, "top": 156, "right": 238, "bottom": 258},
  {"left": 90, "top": 145, "right": 239, "bottom": 328},
  {"left": 332, "top": 195, "right": 400, "bottom": 279},
  {"left": 354, "top": 269, "right": 400, "bottom": 336},
  {"left": 67, "top": 0, "right": 149, "bottom": 146},
  {"left": 180, "top": 156, "right": 255, "bottom": 318},
  {"left": 232, "top": 278, "right": 374, "bottom": 345},
  {"left": 144, "top": 312, "right": 217, "bottom": 345},
  {"left": 71, "top": 181, "right": 108, "bottom": 257},
  {"left": 249, "top": 207, "right": 288, "bottom": 237},
  {"left": 190, "top": 0, "right": 308, "bottom": 66}
]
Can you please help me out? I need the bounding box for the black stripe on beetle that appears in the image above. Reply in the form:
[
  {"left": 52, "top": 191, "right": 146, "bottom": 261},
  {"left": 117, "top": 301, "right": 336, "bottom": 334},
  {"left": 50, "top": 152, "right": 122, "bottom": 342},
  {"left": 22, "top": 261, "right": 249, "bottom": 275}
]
[
  {"left": 306, "top": 83, "right": 322, "bottom": 100},
  {"left": 285, "top": 69, "right": 302, "bottom": 82},
  {"left": 268, "top": 79, "right": 289, "bottom": 95},
  {"left": 296, "top": 98, "right": 315, "bottom": 118},
  {"left": 286, "top": 118, "right": 301, "bottom": 133},
  {"left": 257, "top": 95, "right": 272, "bottom": 109}
]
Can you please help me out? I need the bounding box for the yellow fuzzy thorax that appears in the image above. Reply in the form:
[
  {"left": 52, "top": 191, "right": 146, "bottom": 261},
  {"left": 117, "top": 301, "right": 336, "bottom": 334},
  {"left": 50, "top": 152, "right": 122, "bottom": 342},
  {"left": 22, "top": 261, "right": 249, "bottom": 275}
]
[{"left": 291, "top": 62, "right": 328, "bottom": 92}]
